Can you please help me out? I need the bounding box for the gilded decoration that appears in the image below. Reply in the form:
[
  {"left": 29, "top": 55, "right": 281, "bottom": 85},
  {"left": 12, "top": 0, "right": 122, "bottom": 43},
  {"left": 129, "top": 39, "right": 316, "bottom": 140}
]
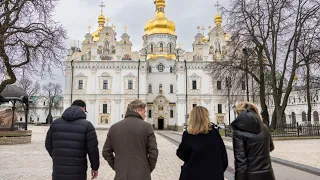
[
  {"left": 98, "top": 98, "right": 111, "bottom": 125},
  {"left": 152, "top": 94, "right": 170, "bottom": 129}
]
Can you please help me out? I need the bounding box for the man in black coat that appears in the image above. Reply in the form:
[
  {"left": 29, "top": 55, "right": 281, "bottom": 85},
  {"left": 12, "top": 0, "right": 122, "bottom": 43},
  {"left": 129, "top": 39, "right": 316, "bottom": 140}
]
[{"left": 45, "top": 100, "right": 99, "bottom": 180}]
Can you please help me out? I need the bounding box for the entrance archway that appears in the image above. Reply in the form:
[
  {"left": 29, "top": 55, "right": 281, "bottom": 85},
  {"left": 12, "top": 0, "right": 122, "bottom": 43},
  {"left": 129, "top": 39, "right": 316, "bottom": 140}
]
[{"left": 158, "top": 117, "right": 164, "bottom": 130}]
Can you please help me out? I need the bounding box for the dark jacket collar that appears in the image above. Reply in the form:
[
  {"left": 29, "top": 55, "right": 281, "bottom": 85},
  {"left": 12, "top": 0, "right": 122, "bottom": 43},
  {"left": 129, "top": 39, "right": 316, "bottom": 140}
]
[
  {"left": 125, "top": 109, "right": 143, "bottom": 120},
  {"left": 62, "top": 106, "right": 86, "bottom": 121},
  {"left": 231, "top": 109, "right": 262, "bottom": 134}
]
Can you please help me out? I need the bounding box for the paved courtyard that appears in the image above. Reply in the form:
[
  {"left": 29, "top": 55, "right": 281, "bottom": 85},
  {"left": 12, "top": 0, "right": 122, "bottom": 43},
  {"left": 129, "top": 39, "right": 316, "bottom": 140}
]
[{"left": 0, "top": 126, "right": 185, "bottom": 180}]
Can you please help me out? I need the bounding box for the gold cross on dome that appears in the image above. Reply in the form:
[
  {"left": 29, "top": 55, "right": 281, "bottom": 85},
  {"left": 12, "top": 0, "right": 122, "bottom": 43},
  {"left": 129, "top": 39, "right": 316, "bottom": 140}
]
[
  {"left": 99, "top": 1, "right": 105, "bottom": 13},
  {"left": 124, "top": 25, "right": 127, "bottom": 32},
  {"left": 215, "top": 0, "right": 221, "bottom": 12}
]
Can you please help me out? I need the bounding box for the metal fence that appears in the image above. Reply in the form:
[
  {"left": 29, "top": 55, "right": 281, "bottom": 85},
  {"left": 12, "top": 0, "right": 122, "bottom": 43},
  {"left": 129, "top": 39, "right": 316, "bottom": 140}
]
[
  {"left": 15, "top": 122, "right": 27, "bottom": 130},
  {"left": 224, "top": 123, "right": 320, "bottom": 137}
]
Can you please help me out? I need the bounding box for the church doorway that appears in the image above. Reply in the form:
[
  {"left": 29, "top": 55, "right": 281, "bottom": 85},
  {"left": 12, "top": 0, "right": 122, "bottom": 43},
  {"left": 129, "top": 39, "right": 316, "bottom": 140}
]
[{"left": 158, "top": 118, "right": 164, "bottom": 130}]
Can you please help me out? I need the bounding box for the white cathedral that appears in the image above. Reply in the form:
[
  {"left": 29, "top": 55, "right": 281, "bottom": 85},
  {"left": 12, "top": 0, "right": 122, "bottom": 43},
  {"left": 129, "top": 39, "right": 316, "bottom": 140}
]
[{"left": 63, "top": 0, "right": 232, "bottom": 129}]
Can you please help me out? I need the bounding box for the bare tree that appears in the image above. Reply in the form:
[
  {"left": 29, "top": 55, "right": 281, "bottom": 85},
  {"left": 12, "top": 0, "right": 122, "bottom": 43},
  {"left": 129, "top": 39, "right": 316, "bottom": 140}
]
[
  {"left": 16, "top": 78, "right": 41, "bottom": 119},
  {"left": 216, "top": 0, "right": 320, "bottom": 128},
  {"left": 0, "top": 0, "right": 67, "bottom": 93},
  {"left": 42, "top": 82, "right": 62, "bottom": 124}
]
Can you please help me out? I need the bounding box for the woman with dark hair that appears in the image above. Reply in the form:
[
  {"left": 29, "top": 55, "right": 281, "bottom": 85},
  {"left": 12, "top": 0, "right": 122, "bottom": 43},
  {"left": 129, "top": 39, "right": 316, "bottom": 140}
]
[
  {"left": 231, "top": 102, "right": 275, "bottom": 180},
  {"left": 176, "top": 106, "right": 228, "bottom": 180}
]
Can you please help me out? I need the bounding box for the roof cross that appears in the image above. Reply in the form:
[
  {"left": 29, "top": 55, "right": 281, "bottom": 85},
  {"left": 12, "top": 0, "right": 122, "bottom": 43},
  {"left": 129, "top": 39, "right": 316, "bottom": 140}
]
[
  {"left": 99, "top": 1, "right": 105, "bottom": 14},
  {"left": 215, "top": 0, "right": 221, "bottom": 12}
]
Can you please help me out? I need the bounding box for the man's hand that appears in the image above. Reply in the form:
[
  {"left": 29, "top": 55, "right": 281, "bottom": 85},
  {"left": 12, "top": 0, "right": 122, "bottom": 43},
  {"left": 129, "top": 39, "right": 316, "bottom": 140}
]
[{"left": 91, "top": 170, "right": 98, "bottom": 179}]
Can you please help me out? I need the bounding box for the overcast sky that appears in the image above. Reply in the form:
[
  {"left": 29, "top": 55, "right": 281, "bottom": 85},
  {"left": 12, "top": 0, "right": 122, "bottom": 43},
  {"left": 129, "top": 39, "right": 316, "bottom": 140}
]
[{"left": 42, "top": 0, "right": 231, "bottom": 89}]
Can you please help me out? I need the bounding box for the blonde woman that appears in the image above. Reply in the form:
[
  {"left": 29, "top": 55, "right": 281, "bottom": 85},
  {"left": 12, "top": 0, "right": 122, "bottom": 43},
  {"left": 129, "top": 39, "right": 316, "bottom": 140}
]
[
  {"left": 231, "top": 102, "right": 275, "bottom": 180},
  {"left": 176, "top": 106, "right": 228, "bottom": 180}
]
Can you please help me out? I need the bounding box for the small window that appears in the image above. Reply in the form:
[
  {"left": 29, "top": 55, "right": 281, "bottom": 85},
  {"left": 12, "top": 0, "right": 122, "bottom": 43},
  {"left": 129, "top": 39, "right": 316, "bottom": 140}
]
[
  {"left": 150, "top": 44, "right": 154, "bottom": 53},
  {"left": 103, "top": 104, "right": 108, "bottom": 114},
  {"left": 170, "top": 84, "right": 173, "bottom": 93},
  {"left": 225, "top": 78, "right": 231, "bottom": 88},
  {"left": 128, "top": 80, "right": 133, "bottom": 89},
  {"left": 218, "top": 104, "right": 222, "bottom": 113},
  {"left": 160, "top": 43, "right": 164, "bottom": 52},
  {"left": 78, "top": 80, "right": 83, "bottom": 89},
  {"left": 242, "top": 81, "right": 246, "bottom": 90},
  {"left": 43, "top": 101, "right": 46, "bottom": 106},
  {"left": 170, "top": 110, "right": 174, "bottom": 118},
  {"left": 103, "top": 80, "right": 108, "bottom": 89},
  {"left": 157, "top": 63, "right": 165, "bottom": 72},
  {"left": 148, "top": 84, "right": 152, "bottom": 93},
  {"left": 192, "top": 80, "right": 197, "bottom": 90},
  {"left": 217, "top": 81, "right": 221, "bottom": 90},
  {"left": 169, "top": 44, "right": 172, "bottom": 53},
  {"left": 149, "top": 66, "right": 152, "bottom": 73},
  {"left": 20, "top": 117, "right": 22, "bottom": 121},
  {"left": 159, "top": 84, "right": 163, "bottom": 93},
  {"left": 193, "top": 104, "right": 197, "bottom": 108},
  {"left": 170, "top": 67, "right": 173, "bottom": 73},
  {"left": 148, "top": 109, "right": 152, "bottom": 118}
]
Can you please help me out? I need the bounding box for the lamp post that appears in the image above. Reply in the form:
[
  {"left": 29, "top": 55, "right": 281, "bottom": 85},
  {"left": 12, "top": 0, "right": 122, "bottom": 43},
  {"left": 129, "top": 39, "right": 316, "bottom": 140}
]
[
  {"left": 226, "top": 77, "right": 232, "bottom": 125},
  {"left": 184, "top": 60, "right": 188, "bottom": 130},
  {"left": 243, "top": 47, "right": 250, "bottom": 102}
]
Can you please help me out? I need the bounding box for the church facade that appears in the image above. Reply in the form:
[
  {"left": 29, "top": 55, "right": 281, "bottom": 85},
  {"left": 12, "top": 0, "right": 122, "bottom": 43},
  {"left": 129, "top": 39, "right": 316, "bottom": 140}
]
[
  {"left": 62, "top": 0, "right": 320, "bottom": 128},
  {"left": 63, "top": 0, "right": 232, "bottom": 129}
]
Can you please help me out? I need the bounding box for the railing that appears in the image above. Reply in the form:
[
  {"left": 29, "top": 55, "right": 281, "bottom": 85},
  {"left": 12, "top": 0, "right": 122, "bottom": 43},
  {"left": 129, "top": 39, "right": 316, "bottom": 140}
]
[
  {"left": 223, "top": 123, "right": 320, "bottom": 138},
  {"left": 271, "top": 123, "right": 320, "bottom": 137},
  {"left": 15, "top": 122, "right": 27, "bottom": 130}
]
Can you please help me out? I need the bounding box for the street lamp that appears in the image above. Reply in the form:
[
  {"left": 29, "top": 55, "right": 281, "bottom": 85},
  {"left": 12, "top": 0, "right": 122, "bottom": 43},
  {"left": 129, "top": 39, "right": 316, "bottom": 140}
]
[
  {"left": 226, "top": 77, "right": 232, "bottom": 125},
  {"left": 242, "top": 47, "right": 250, "bottom": 102}
]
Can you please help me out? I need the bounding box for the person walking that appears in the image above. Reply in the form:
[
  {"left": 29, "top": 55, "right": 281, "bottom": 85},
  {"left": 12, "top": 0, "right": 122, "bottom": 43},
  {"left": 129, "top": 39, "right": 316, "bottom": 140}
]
[
  {"left": 231, "top": 102, "right": 275, "bottom": 180},
  {"left": 177, "top": 106, "right": 228, "bottom": 180},
  {"left": 102, "top": 99, "right": 158, "bottom": 180},
  {"left": 45, "top": 100, "right": 99, "bottom": 180}
]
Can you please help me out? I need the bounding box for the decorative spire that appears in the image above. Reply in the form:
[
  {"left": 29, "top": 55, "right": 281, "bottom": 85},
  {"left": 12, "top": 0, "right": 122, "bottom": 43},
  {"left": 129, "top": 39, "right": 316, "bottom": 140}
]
[
  {"left": 214, "top": 0, "right": 222, "bottom": 27},
  {"left": 99, "top": 1, "right": 105, "bottom": 14},
  {"left": 197, "top": 26, "right": 200, "bottom": 33},
  {"left": 106, "top": 17, "right": 110, "bottom": 26},
  {"left": 201, "top": 26, "right": 205, "bottom": 35},
  {"left": 155, "top": 0, "right": 166, "bottom": 13},
  {"left": 124, "top": 25, "right": 127, "bottom": 32},
  {"left": 98, "top": 1, "right": 106, "bottom": 27},
  {"left": 88, "top": 26, "right": 91, "bottom": 33}
]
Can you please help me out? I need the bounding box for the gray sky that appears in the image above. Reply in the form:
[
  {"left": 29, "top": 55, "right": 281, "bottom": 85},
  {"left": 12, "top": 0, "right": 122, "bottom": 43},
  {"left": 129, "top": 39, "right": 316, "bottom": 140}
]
[{"left": 43, "top": 0, "right": 231, "bottom": 89}]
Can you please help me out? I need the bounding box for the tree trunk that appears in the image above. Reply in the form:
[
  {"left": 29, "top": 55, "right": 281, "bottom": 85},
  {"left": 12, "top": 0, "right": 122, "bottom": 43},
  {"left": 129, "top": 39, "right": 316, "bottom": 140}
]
[
  {"left": 306, "top": 63, "right": 312, "bottom": 123},
  {"left": 46, "top": 105, "right": 53, "bottom": 124},
  {"left": 258, "top": 51, "right": 270, "bottom": 125}
]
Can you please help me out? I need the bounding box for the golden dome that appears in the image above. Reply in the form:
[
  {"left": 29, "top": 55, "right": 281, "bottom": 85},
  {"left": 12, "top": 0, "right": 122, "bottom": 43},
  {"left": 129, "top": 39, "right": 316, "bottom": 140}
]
[
  {"left": 144, "top": 0, "right": 176, "bottom": 36},
  {"left": 91, "top": 13, "right": 106, "bottom": 42},
  {"left": 215, "top": 13, "right": 222, "bottom": 27},
  {"left": 202, "top": 36, "right": 207, "bottom": 42}
]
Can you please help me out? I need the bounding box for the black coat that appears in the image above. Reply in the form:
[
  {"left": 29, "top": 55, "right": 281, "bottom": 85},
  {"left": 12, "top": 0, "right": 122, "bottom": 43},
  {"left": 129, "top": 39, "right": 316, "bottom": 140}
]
[
  {"left": 231, "top": 110, "right": 275, "bottom": 180},
  {"left": 45, "top": 106, "right": 99, "bottom": 180},
  {"left": 177, "top": 128, "right": 228, "bottom": 180}
]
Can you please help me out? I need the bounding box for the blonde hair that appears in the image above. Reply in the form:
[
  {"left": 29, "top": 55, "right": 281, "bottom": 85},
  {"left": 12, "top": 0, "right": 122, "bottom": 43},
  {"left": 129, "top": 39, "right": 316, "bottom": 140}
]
[
  {"left": 187, "top": 106, "right": 211, "bottom": 135},
  {"left": 235, "top": 101, "right": 263, "bottom": 120}
]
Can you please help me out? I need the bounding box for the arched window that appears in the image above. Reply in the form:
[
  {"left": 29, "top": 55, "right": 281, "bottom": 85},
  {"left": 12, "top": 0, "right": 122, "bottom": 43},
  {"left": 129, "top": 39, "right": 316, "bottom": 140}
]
[
  {"left": 291, "top": 112, "right": 296, "bottom": 124},
  {"left": 160, "top": 43, "right": 164, "bottom": 52},
  {"left": 157, "top": 63, "right": 165, "bottom": 72},
  {"left": 128, "top": 80, "right": 133, "bottom": 89},
  {"left": 150, "top": 44, "right": 154, "bottom": 53},
  {"left": 148, "top": 66, "right": 152, "bottom": 73},
  {"left": 148, "top": 84, "right": 152, "bottom": 93},
  {"left": 169, "top": 44, "right": 172, "bottom": 53},
  {"left": 170, "top": 110, "right": 174, "bottom": 118},
  {"left": 313, "top": 111, "right": 319, "bottom": 123},
  {"left": 170, "top": 84, "right": 173, "bottom": 93},
  {"left": 159, "top": 84, "right": 163, "bottom": 93},
  {"left": 170, "top": 66, "right": 173, "bottom": 73},
  {"left": 302, "top": 112, "right": 307, "bottom": 122}
]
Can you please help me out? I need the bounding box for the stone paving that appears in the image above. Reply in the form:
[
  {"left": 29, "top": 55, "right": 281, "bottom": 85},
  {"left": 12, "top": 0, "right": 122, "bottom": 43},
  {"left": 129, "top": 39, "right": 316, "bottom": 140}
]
[{"left": 0, "top": 126, "right": 185, "bottom": 180}]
